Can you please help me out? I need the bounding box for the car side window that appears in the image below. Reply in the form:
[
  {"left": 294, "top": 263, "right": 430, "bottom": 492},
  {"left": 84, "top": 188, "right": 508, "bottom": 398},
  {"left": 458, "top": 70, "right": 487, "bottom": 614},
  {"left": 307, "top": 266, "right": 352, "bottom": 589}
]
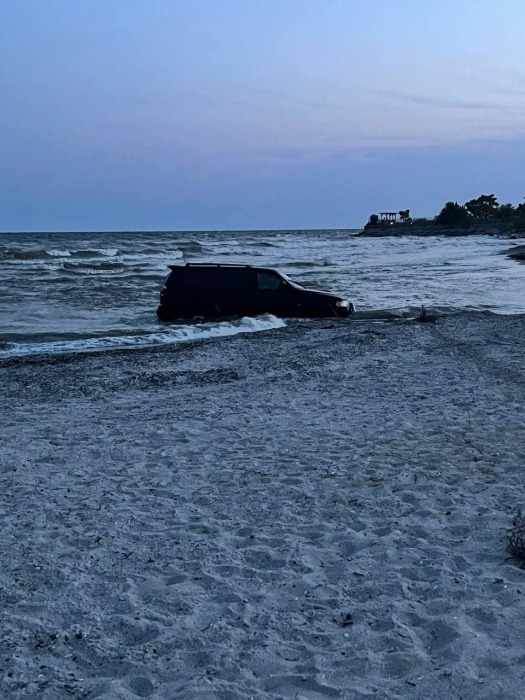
[{"left": 257, "top": 273, "right": 281, "bottom": 290}]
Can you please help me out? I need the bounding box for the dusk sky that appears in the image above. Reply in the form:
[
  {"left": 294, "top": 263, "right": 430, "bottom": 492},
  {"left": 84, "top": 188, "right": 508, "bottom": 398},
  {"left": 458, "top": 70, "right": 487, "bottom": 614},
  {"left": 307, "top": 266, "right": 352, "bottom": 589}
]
[{"left": 1, "top": 0, "right": 525, "bottom": 231}]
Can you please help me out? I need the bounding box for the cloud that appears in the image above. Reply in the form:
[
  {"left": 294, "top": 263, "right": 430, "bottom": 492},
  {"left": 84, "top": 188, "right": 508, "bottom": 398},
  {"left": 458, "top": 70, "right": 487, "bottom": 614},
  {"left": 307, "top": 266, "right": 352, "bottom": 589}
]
[{"left": 377, "top": 90, "right": 506, "bottom": 111}]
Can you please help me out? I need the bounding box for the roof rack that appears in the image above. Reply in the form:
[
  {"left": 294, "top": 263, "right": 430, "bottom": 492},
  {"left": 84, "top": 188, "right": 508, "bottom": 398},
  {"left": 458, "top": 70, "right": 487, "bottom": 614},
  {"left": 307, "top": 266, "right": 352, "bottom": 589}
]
[{"left": 184, "top": 263, "right": 253, "bottom": 268}]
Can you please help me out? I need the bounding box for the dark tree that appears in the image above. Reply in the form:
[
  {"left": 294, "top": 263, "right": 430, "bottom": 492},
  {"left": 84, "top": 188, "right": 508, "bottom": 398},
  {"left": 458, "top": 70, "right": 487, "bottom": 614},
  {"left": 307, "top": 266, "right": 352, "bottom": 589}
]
[
  {"left": 368, "top": 214, "right": 379, "bottom": 225},
  {"left": 399, "top": 209, "right": 411, "bottom": 222},
  {"left": 436, "top": 202, "right": 470, "bottom": 225},
  {"left": 465, "top": 194, "right": 499, "bottom": 219},
  {"left": 495, "top": 203, "right": 516, "bottom": 219}
]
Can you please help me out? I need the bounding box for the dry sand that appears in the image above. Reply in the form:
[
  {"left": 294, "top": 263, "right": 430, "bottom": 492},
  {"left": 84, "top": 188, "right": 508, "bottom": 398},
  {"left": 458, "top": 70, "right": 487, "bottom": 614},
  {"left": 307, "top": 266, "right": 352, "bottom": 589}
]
[{"left": 1, "top": 313, "right": 525, "bottom": 699}]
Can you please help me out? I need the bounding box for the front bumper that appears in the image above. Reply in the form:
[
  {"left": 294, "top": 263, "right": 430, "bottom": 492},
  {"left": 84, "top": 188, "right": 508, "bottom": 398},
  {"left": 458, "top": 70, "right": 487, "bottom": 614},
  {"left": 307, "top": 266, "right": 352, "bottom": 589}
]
[{"left": 335, "top": 302, "right": 355, "bottom": 317}]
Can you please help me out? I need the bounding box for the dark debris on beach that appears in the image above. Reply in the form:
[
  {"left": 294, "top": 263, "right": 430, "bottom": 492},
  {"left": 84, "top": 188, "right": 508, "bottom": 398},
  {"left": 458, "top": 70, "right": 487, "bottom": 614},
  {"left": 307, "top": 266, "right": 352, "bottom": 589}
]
[{"left": 506, "top": 511, "right": 525, "bottom": 563}]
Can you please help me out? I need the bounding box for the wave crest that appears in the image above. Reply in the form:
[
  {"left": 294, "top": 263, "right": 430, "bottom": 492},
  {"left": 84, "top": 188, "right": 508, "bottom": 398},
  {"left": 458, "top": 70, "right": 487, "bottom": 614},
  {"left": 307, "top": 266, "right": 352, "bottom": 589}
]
[{"left": 0, "top": 315, "right": 286, "bottom": 358}]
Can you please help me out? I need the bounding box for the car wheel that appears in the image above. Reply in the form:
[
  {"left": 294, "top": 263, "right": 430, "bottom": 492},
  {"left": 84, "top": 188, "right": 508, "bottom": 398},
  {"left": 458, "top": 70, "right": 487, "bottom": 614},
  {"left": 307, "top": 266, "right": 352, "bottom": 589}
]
[
  {"left": 183, "top": 303, "right": 220, "bottom": 321},
  {"left": 157, "top": 306, "right": 176, "bottom": 321},
  {"left": 303, "top": 306, "right": 335, "bottom": 318}
]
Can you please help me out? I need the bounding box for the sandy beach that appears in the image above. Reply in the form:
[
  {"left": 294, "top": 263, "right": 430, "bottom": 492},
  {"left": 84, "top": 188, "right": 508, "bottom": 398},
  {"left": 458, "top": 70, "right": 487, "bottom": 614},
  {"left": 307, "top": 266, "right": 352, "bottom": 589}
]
[{"left": 1, "top": 312, "right": 525, "bottom": 699}]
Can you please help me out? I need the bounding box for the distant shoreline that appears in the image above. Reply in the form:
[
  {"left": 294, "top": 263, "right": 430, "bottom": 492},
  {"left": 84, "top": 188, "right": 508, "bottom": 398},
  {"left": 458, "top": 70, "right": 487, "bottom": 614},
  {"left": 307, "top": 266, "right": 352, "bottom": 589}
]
[
  {"left": 2, "top": 224, "right": 524, "bottom": 237},
  {"left": 503, "top": 243, "right": 525, "bottom": 261},
  {"left": 357, "top": 220, "right": 524, "bottom": 238}
]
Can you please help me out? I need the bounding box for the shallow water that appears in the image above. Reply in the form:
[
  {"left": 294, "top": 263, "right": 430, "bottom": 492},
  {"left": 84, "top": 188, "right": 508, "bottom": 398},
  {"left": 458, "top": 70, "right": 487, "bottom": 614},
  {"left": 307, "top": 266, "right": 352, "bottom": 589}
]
[{"left": 0, "top": 229, "right": 523, "bottom": 356}]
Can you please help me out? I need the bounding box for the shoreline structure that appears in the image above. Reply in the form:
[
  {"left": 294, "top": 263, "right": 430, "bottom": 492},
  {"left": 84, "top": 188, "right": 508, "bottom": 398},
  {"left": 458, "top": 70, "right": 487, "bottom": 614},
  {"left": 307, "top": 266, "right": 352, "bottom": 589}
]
[
  {"left": 358, "top": 220, "right": 524, "bottom": 238},
  {"left": 1, "top": 313, "right": 525, "bottom": 698}
]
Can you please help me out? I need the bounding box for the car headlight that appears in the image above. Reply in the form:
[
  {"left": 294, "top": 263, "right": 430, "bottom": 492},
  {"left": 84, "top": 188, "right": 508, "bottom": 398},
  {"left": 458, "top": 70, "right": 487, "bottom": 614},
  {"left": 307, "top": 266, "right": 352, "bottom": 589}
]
[{"left": 336, "top": 300, "right": 350, "bottom": 308}]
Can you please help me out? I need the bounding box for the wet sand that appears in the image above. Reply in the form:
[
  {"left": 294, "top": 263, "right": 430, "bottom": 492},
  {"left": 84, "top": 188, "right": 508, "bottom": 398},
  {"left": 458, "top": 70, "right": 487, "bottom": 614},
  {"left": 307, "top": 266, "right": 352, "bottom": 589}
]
[{"left": 1, "top": 313, "right": 525, "bottom": 699}]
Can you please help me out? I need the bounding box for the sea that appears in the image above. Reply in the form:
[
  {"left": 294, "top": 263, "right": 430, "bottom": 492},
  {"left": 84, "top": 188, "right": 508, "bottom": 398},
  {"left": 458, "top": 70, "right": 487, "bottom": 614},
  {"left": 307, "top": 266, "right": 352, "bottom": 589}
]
[{"left": 0, "top": 229, "right": 523, "bottom": 358}]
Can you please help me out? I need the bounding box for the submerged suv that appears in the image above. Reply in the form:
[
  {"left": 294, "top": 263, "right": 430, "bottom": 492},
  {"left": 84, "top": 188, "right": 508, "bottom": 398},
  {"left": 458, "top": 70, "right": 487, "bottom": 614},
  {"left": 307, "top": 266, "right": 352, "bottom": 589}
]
[{"left": 157, "top": 263, "right": 354, "bottom": 320}]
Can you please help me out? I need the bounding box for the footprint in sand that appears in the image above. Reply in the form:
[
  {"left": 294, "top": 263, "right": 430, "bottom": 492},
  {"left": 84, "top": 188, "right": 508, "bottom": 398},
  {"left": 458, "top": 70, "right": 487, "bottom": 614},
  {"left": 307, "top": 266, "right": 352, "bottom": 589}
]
[{"left": 128, "top": 676, "right": 155, "bottom": 698}]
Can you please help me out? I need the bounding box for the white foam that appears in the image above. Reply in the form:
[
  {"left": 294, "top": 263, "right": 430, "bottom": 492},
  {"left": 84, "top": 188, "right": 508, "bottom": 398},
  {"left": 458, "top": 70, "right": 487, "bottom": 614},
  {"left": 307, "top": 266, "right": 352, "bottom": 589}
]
[
  {"left": 45, "top": 248, "right": 120, "bottom": 259},
  {"left": 46, "top": 249, "right": 71, "bottom": 257},
  {"left": 94, "top": 248, "right": 119, "bottom": 257},
  {"left": 120, "top": 250, "right": 184, "bottom": 264},
  {"left": 0, "top": 315, "right": 286, "bottom": 358}
]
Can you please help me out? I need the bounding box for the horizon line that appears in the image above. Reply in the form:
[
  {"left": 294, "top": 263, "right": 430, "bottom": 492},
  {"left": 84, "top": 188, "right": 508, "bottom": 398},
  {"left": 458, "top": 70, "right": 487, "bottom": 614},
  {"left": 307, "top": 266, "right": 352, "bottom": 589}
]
[{"left": 0, "top": 227, "right": 364, "bottom": 235}]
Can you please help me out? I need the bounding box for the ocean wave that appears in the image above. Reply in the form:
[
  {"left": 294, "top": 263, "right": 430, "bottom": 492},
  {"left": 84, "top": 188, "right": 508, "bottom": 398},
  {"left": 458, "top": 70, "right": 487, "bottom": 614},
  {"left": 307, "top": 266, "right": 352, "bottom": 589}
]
[
  {"left": 0, "top": 315, "right": 286, "bottom": 358},
  {"left": 0, "top": 247, "right": 124, "bottom": 262},
  {"left": 120, "top": 250, "right": 184, "bottom": 264},
  {"left": 351, "top": 305, "right": 469, "bottom": 320},
  {"left": 176, "top": 241, "right": 204, "bottom": 254},
  {"left": 62, "top": 260, "right": 126, "bottom": 272},
  {"left": 0, "top": 248, "right": 49, "bottom": 261},
  {"left": 95, "top": 248, "right": 118, "bottom": 257},
  {"left": 207, "top": 239, "right": 241, "bottom": 247},
  {"left": 28, "top": 274, "right": 79, "bottom": 285},
  {"left": 46, "top": 249, "right": 72, "bottom": 257},
  {"left": 116, "top": 272, "right": 165, "bottom": 282},
  {"left": 281, "top": 256, "right": 335, "bottom": 268},
  {"left": 47, "top": 247, "right": 121, "bottom": 259}
]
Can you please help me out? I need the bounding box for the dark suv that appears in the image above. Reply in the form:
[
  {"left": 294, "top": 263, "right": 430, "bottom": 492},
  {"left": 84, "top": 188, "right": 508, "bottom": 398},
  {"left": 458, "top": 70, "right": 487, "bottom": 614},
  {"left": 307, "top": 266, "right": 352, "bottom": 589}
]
[{"left": 157, "top": 263, "right": 354, "bottom": 320}]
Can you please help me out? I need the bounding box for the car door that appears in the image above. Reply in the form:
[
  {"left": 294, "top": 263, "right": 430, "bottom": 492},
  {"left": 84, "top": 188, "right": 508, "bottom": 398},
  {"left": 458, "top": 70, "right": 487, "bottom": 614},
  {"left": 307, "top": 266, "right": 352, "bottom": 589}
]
[
  {"left": 216, "top": 269, "right": 252, "bottom": 316},
  {"left": 254, "top": 271, "right": 295, "bottom": 316}
]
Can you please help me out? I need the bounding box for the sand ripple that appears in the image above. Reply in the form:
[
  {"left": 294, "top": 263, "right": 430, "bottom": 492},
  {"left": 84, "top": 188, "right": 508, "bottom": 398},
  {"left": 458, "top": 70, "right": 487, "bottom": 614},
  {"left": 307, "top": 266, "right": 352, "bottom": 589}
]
[{"left": 1, "top": 313, "right": 525, "bottom": 698}]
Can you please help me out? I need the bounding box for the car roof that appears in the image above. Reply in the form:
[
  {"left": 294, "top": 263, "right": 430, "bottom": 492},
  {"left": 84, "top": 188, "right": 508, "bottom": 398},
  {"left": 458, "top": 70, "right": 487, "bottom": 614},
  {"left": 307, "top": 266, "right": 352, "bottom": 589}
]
[{"left": 168, "top": 263, "right": 281, "bottom": 274}]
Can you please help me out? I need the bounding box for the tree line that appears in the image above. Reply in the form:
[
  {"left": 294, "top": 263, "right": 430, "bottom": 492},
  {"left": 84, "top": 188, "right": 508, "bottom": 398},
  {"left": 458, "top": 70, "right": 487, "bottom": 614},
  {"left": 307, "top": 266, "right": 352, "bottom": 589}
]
[
  {"left": 435, "top": 195, "right": 525, "bottom": 225},
  {"left": 367, "top": 195, "right": 525, "bottom": 227}
]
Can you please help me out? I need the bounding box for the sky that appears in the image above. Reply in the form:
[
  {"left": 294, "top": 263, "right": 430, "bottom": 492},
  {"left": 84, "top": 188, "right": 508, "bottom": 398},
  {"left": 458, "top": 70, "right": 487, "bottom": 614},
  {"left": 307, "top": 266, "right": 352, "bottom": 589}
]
[{"left": 1, "top": 0, "right": 525, "bottom": 231}]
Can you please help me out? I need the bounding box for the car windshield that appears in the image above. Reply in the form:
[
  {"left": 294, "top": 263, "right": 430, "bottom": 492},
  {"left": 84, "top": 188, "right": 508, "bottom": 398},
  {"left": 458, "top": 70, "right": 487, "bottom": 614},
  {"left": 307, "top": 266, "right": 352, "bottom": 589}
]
[{"left": 279, "top": 272, "right": 306, "bottom": 290}]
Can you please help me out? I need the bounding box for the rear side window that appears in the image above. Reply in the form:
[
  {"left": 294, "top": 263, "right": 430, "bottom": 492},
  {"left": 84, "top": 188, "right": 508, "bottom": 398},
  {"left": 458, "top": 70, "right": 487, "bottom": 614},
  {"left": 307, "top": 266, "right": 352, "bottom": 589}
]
[
  {"left": 257, "top": 272, "right": 281, "bottom": 290},
  {"left": 166, "top": 269, "right": 207, "bottom": 288},
  {"left": 166, "top": 269, "right": 189, "bottom": 288},
  {"left": 166, "top": 268, "right": 251, "bottom": 289},
  {"left": 216, "top": 270, "right": 251, "bottom": 289}
]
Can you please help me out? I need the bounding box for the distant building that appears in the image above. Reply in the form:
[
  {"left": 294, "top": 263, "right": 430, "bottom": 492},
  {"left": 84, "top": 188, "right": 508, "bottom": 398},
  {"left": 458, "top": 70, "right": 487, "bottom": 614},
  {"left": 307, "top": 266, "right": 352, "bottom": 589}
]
[{"left": 380, "top": 212, "right": 397, "bottom": 225}]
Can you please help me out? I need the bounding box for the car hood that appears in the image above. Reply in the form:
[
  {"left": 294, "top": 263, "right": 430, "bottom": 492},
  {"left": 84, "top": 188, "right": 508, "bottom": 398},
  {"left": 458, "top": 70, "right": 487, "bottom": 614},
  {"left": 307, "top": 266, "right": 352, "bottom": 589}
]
[{"left": 300, "top": 288, "right": 341, "bottom": 301}]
